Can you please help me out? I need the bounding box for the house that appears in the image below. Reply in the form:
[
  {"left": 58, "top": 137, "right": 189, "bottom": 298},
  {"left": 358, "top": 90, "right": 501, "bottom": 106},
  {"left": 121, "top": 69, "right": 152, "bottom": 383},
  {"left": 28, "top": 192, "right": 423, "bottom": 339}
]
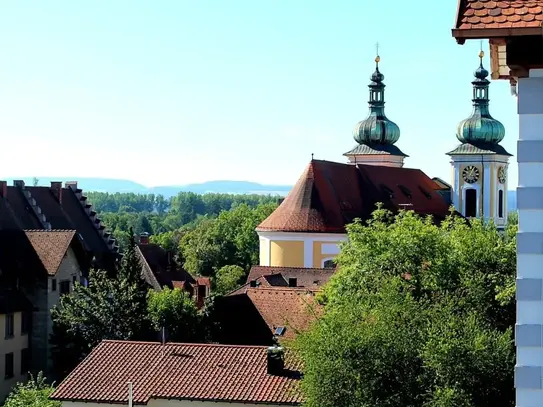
[
  {"left": 50, "top": 340, "right": 302, "bottom": 407},
  {"left": 137, "top": 235, "right": 211, "bottom": 308},
  {"left": 0, "top": 290, "right": 32, "bottom": 402},
  {"left": 0, "top": 180, "right": 119, "bottom": 273},
  {"left": 215, "top": 286, "right": 321, "bottom": 345},
  {"left": 0, "top": 229, "right": 89, "bottom": 379},
  {"left": 451, "top": 0, "right": 543, "bottom": 402}
]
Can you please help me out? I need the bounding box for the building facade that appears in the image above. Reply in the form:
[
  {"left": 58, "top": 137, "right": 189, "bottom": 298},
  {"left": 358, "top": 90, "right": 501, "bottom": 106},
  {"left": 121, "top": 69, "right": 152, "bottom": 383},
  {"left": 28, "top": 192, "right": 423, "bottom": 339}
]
[{"left": 452, "top": 2, "right": 542, "bottom": 406}]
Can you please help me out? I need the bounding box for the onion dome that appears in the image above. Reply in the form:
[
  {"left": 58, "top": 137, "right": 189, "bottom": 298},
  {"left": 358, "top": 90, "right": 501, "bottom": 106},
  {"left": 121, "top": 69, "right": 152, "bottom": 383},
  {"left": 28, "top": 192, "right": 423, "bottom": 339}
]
[
  {"left": 353, "top": 55, "right": 401, "bottom": 145},
  {"left": 456, "top": 50, "right": 505, "bottom": 145}
]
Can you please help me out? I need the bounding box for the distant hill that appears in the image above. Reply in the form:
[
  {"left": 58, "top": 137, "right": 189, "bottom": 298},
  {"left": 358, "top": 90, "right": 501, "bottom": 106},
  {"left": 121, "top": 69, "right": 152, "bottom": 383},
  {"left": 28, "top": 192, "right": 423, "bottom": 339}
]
[
  {"left": 2, "top": 176, "right": 518, "bottom": 209},
  {"left": 2, "top": 177, "right": 291, "bottom": 197}
]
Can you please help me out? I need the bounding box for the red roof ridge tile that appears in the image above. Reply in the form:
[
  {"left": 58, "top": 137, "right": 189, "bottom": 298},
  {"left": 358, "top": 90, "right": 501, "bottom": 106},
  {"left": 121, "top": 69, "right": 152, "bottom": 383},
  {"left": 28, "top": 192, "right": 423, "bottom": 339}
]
[{"left": 100, "top": 339, "right": 272, "bottom": 349}]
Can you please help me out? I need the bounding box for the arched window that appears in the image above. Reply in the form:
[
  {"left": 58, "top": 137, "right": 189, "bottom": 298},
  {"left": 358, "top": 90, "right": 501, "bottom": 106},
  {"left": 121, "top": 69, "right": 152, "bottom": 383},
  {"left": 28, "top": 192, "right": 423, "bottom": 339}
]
[
  {"left": 323, "top": 259, "right": 335, "bottom": 268},
  {"left": 498, "top": 189, "right": 504, "bottom": 218},
  {"left": 465, "top": 189, "right": 477, "bottom": 218}
]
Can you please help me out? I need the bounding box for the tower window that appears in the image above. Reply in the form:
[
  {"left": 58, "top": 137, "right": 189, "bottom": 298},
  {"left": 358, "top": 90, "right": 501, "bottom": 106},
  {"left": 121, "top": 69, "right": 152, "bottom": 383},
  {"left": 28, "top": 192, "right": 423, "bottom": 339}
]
[
  {"left": 465, "top": 189, "right": 477, "bottom": 218},
  {"left": 498, "top": 189, "right": 504, "bottom": 218}
]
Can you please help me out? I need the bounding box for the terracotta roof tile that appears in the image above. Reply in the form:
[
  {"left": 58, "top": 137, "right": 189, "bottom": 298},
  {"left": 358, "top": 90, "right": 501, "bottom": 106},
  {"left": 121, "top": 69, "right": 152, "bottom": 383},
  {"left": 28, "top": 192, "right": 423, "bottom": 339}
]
[
  {"left": 247, "top": 266, "right": 335, "bottom": 288},
  {"left": 455, "top": 0, "right": 543, "bottom": 31},
  {"left": 257, "top": 160, "right": 450, "bottom": 233},
  {"left": 245, "top": 288, "right": 322, "bottom": 340},
  {"left": 51, "top": 340, "right": 302, "bottom": 405},
  {"left": 24, "top": 230, "right": 77, "bottom": 275}
]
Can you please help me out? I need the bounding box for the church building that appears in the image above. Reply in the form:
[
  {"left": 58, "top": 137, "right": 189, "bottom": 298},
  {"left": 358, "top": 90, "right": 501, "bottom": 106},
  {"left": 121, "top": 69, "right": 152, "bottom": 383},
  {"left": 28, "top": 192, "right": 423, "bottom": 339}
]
[{"left": 255, "top": 52, "right": 510, "bottom": 269}]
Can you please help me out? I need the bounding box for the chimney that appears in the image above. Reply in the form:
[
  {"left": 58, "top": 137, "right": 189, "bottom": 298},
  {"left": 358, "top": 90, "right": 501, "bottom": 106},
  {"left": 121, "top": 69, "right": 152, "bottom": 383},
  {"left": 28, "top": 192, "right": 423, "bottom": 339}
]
[
  {"left": 0, "top": 181, "right": 7, "bottom": 198},
  {"left": 13, "top": 180, "right": 25, "bottom": 188},
  {"left": 266, "top": 346, "right": 284, "bottom": 375},
  {"left": 50, "top": 181, "right": 62, "bottom": 204},
  {"left": 140, "top": 232, "right": 149, "bottom": 245},
  {"left": 249, "top": 280, "right": 257, "bottom": 288},
  {"left": 65, "top": 181, "right": 78, "bottom": 190},
  {"left": 288, "top": 277, "right": 297, "bottom": 288}
]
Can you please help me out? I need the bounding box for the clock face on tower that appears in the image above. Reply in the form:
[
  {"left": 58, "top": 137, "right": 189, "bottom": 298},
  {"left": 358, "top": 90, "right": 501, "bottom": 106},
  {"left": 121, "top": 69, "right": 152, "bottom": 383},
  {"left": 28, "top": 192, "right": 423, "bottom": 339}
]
[
  {"left": 498, "top": 166, "right": 506, "bottom": 184},
  {"left": 462, "top": 165, "right": 480, "bottom": 184}
]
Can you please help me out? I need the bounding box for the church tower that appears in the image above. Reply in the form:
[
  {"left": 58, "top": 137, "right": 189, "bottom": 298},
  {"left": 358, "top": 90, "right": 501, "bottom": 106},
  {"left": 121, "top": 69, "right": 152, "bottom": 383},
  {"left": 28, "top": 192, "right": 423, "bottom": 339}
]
[
  {"left": 344, "top": 54, "right": 407, "bottom": 167},
  {"left": 447, "top": 50, "right": 511, "bottom": 228}
]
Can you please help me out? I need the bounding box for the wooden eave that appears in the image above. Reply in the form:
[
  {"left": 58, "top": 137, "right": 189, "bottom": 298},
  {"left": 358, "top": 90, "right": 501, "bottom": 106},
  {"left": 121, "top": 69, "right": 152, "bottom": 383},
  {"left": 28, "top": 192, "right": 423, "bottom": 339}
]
[{"left": 452, "top": 27, "right": 543, "bottom": 44}]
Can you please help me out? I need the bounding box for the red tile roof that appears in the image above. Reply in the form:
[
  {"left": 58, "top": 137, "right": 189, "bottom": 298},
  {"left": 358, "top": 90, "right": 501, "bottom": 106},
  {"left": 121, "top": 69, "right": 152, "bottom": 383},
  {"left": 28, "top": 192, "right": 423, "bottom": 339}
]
[
  {"left": 24, "top": 230, "right": 77, "bottom": 275},
  {"left": 453, "top": 0, "right": 543, "bottom": 38},
  {"left": 247, "top": 266, "right": 335, "bottom": 288},
  {"left": 257, "top": 160, "right": 451, "bottom": 233},
  {"left": 246, "top": 288, "right": 321, "bottom": 340},
  {"left": 51, "top": 340, "right": 302, "bottom": 405}
]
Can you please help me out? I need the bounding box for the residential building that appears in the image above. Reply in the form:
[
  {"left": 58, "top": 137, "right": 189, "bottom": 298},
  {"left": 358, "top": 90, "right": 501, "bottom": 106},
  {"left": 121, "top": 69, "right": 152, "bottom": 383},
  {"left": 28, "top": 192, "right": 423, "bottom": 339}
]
[
  {"left": 451, "top": 1, "right": 543, "bottom": 404},
  {"left": 50, "top": 340, "right": 302, "bottom": 407},
  {"left": 246, "top": 266, "right": 335, "bottom": 289},
  {"left": 0, "top": 180, "right": 119, "bottom": 273},
  {"left": 137, "top": 235, "right": 210, "bottom": 308},
  {"left": 216, "top": 286, "right": 321, "bottom": 345},
  {"left": 0, "top": 290, "right": 32, "bottom": 402},
  {"left": 0, "top": 229, "right": 89, "bottom": 379}
]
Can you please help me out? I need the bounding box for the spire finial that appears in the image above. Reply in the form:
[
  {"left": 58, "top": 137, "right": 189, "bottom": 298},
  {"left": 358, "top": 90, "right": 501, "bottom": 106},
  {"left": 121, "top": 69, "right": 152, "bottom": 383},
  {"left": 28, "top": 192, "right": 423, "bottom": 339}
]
[
  {"left": 311, "top": 153, "right": 314, "bottom": 161},
  {"left": 479, "top": 40, "right": 484, "bottom": 65},
  {"left": 375, "top": 42, "right": 380, "bottom": 66}
]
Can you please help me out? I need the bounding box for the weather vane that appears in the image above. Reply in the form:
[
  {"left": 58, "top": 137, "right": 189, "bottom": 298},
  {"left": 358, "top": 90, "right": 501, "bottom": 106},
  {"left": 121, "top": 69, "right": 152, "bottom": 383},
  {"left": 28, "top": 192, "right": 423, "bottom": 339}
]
[{"left": 375, "top": 42, "right": 380, "bottom": 65}]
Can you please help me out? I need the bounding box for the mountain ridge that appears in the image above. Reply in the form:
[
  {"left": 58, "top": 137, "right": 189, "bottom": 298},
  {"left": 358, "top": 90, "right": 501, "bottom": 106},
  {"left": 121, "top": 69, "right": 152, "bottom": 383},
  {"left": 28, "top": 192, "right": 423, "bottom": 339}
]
[{"left": 1, "top": 177, "right": 517, "bottom": 209}]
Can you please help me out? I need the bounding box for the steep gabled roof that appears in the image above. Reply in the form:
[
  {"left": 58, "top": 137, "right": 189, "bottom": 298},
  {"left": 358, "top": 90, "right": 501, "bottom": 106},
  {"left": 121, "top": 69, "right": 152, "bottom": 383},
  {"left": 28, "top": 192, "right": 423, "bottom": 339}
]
[
  {"left": 51, "top": 340, "right": 302, "bottom": 405},
  {"left": 257, "top": 160, "right": 451, "bottom": 233},
  {"left": 24, "top": 230, "right": 78, "bottom": 276}
]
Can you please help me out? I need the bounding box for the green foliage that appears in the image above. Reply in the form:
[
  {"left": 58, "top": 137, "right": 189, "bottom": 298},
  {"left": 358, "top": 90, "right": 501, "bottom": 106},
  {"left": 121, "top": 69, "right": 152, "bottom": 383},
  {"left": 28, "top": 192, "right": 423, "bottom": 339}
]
[
  {"left": 147, "top": 287, "right": 199, "bottom": 342},
  {"left": 3, "top": 372, "right": 60, "bottom": 407},
  {"left": 85, "top": 191, "right": 280, "bottom": 251},
  {"left": 180, "top": 203, "right": 276, "bottom": 276},
  {"left": 214, "top": 265, "right": 246, "bottom": 294},
  {"left": 50, "top": 236, "right": 152, "bottom": 377},
  {"left": 296, "top": 209, "right": 517, "bottom": 407}
]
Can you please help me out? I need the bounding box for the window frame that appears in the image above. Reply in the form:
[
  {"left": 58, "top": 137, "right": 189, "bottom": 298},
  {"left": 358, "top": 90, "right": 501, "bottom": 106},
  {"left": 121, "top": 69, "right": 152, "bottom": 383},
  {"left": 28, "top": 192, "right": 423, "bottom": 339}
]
[
  {"left": 4, "top": 313, "right": 14, "bottom": 339},
  {"left": 59, "top": 280, "right": 71, "bottom": 296},
  {"left": 4, "top": 352, "right": 14, "bottom": 379}
]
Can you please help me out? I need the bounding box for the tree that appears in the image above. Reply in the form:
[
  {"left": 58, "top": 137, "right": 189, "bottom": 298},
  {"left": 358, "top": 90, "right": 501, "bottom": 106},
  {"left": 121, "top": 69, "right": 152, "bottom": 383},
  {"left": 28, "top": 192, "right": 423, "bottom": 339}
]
[
  {"left": 51, "top": 234, "right": 151, "bottom": 378},
  {"left": 3, "top": 372, "right": 60, "bottom": 407},
  {"left": 180, "top": 203, "right": 276, "bottom": 276},
  {"left": 214, "top": 265, "right": 246, "bottom": 294},
  {"left": 147, "top": 287, "right": 199, "bottom": 342},
  {"left": 296, "top": 209, "right": 516, "bottom": 407}
]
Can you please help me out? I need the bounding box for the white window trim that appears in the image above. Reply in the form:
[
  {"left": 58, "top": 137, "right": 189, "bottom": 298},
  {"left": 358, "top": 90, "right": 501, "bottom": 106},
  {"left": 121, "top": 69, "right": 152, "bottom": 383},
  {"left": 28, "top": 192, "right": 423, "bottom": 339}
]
[
  {"left": 462, "top": 184, "right": 480, "bottom": 218},
  {"left": 321, "top": 257, "right": 335, "bottom": 268}
]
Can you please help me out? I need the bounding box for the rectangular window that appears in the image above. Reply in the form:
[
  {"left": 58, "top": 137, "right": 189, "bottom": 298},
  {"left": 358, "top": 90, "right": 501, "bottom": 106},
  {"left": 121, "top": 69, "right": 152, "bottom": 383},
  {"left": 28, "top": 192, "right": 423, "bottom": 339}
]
[
  {"left": 72, "top": 275, "right": 77, "bottom": 284},
  {"left": 4, "top": 353, "right": 14, "bottom": 379},
  {"left": 59, "top": 280, "right": 70, "bottom": 295},
  {"left": 498, "top": 190, "right": 504, "bottom": 218},
  {"left": 20, "top": 348, "right": 30, "bottom": 375},
  {"left": 4, "top": 314, "right": 14, "bottom": 338},
  {"left": 21, "top": 312, "right": 30, "bottom": 335},
  {"left": 51, "top": 278, "right": 57, "bottom": 292},
  {"left": 465, "top": 189, "right": 477, "bottom": 218}
]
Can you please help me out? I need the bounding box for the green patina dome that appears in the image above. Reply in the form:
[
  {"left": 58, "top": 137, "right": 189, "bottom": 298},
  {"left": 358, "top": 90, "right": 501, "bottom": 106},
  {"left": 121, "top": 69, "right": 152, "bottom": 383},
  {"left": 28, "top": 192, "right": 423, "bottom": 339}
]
[
  {"left": 456, "top": 53, "right": 505, "bottom": 145},
  {"left": 353, "top": 57, "right": 400, "bottom": 145}
]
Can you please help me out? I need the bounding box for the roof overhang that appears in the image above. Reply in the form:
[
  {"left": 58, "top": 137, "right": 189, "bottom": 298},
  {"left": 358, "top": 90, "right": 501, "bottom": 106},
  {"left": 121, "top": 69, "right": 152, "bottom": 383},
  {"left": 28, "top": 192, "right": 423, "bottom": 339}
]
[{"left": 452, "top": 27, "right": 543, "bottom": 44}]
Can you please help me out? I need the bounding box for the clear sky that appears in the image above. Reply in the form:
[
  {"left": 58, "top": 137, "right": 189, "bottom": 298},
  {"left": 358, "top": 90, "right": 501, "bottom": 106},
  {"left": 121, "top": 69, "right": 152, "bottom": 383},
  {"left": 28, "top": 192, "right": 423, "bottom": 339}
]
[{"left": 0, "top": 1, "right": 519, "bottom": 188}]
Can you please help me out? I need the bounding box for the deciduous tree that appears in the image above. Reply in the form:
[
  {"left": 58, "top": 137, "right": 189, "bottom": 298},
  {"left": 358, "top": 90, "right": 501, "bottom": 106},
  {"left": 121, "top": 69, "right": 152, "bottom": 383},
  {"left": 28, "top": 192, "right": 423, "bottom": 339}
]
[{"left": 296, "top": 209, "right": 516, "bottom": 407}]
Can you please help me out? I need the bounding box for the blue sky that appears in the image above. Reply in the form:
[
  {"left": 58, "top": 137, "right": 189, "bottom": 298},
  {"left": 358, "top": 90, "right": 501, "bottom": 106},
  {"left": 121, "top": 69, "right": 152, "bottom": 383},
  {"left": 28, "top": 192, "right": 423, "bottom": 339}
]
[{"left": 0, "top": 1, "right": 518, "bottom": 188}]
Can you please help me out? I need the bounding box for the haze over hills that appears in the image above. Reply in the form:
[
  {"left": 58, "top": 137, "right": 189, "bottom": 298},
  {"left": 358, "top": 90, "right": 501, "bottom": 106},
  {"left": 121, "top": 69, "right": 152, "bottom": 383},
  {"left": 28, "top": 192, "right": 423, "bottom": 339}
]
[{"left": 2, "top": 177, "right": 517, "bottom": 210}]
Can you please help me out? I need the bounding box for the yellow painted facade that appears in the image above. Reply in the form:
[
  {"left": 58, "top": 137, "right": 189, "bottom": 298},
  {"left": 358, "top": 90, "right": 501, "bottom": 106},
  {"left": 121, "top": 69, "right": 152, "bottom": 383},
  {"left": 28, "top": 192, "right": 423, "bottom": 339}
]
[
  {"left": 269, "top": 241, "right": 304, "bottom": 267},
  {"left": 258, "top": 235, "right": 345, "bottom": 268}
]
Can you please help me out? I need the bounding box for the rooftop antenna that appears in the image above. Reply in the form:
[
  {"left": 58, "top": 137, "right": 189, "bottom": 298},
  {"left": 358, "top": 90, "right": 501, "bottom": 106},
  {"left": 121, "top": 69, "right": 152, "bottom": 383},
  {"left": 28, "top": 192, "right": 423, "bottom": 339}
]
[{"left": 127, "top": 382, "right": 133, "bottom": 407}]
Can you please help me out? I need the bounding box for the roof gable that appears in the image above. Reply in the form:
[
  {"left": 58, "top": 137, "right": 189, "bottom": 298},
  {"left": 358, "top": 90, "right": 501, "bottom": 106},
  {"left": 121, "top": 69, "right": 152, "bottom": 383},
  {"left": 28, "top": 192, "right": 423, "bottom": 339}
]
[{"left": 24, "top": 230, "right": 77, "bottom": 276}]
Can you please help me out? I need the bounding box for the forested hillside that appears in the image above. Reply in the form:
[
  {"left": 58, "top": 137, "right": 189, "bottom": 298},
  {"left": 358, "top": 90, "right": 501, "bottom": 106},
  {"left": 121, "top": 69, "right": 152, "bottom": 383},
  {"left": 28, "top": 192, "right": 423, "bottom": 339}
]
[{"left": 86, "top": 191, "right": 280, "bottom": 291}]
